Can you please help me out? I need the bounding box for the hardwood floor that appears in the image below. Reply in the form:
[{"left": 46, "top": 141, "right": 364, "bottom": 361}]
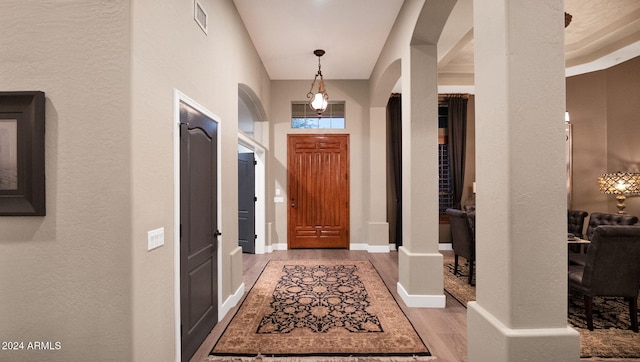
[
  {"left": 189, "top": 249, "right": 640, "bottom": 362},
  {"left": 190, "top": 249, "right": 468, "bottom": 362}
]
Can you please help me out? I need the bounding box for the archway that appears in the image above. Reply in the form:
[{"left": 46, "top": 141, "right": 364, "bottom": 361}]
[{"left": 237, "top": 84, "right": 268, "bottom": 254}]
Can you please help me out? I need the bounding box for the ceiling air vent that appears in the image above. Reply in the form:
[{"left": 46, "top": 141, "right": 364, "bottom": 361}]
[{"left": 194, "top": 1, "right": 207, "bottom": 34}]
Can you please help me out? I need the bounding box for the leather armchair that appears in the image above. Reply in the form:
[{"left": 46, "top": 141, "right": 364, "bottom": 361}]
[
  {"left": 585, "top": 212, "right": 638, "bottom": 240},
  {"left": 568, "top": 225, "right": 640, "bottom": 332},
  {"left": 568, "top": 209, "right": 588, "bottom": 239},
  {"left": 446, "top": 208, "right": 476, "bottom": 285},
  {"left": 569, "top": 212, "right": 638, "bottom": 266}
]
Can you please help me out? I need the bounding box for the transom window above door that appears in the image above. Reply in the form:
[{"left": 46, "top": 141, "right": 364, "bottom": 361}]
[{"left": 291, "top": 101, "right": 345, "bottom": 129}]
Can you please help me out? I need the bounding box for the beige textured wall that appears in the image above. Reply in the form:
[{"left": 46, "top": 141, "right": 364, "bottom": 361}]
[
  {"left": 567, "top": 56, "right": 640, "bottom": 219},
  {"left": 130, "top": 0, "right": 270, "bottom": 360},
  {"left": 369, "top": 1, "right": 424, "bottom": 107},
  {"left": 269, "top": 80, "right": 369, "bottom": 247},
  {"left": 605, "top": 57, "right": 640, "bottom": 216},
  {"left": 566, "top": 71, "right": 608, "bottom": 216},
  {"left": 0, "top": 1, "right": 270, "bottom": 361},
  {"left": 0, "top": 1, "right": 132, "bottom": 361}
]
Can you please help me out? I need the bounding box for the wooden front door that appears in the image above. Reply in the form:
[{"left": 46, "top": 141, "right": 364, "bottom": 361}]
[
  {"left": 287, "top": 134, "right": 349, "bottom": 249},
  {"left": 179, "top": 101, "right": 218, "bottom": 362}
]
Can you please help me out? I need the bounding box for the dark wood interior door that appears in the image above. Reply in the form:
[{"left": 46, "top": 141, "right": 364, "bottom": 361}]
[
  {"left": 179, "top": 101, "right": 218, "bottom": 362},
  {"left": 238, "top": 152, "right": 256, "bottom": 254},
  {"left": 287, "top": 134, "right": 349, "bottom": 249}
]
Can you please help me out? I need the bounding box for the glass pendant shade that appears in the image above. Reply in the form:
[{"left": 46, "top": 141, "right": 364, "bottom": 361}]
[{"left": 310, "top": 89, "right": 328, "bottom": 113}]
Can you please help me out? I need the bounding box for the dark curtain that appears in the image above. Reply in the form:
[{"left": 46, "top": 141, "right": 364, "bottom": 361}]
[
  {"left": 386, "top": 94, "right": 402, "bottom": 248},
  {"left": 446, "top": 95, "right": 468, "bottom": 209}
]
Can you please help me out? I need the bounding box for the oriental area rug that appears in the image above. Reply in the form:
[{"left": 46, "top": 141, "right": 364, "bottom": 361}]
[
  {"left": 210, "top": 260, "right": 432, "bottom": 361},
  {"left": 443, "top": 256, "right": 640, "bottom": 359}
]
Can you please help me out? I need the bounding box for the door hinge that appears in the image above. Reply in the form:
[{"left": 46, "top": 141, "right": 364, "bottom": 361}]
[
  {"left": 253, "top": 159, "right": 257, "bottom": 165},
  {"left": 254, "top": 234, "right": 258, "bottom": 239},
  {"left": 254, "top": 196, "right": 257, "bottom": 202}
]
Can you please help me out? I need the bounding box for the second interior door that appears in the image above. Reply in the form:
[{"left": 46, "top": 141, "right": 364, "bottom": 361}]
[
  {"left": 238, "top": 151, "right": 256, "bottom": 253},
  {"left": 287, "top": 134, "right": 349, "bottom": 249}
]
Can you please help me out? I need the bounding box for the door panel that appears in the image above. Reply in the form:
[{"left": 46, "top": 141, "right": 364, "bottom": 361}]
[
  {"left": 287, "top": 134, "right": 349, "bottom": 249},
  {"left": 180, "top": 101, "right": 218, "bottom": 362},
  {"left": 238, "top": 152, "right": 256, "bottom": 254}
]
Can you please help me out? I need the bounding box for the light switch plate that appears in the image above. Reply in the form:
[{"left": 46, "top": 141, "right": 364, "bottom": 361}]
[{"left": 148, "top": 227, "right": 165, "bottom": 251}]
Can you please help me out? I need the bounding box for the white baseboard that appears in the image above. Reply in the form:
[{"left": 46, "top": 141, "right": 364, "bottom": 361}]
[
  {"left": 397, "top": 282, "right": 446, "bottom": 308},
  {"left": 350, "top": 243, "right": 391, "bottom": 253},
  {"left": 272, "top": 243, "right": 288, "bottom": 251},
  {"left": 219, "top": 282, "right": 245, "bottom": 321},
  {"left": 367, "top": 244, "right": 391, "bottom": 253},
  {"left": 387, "top": 244, "right": 450, "bottom": 251}
]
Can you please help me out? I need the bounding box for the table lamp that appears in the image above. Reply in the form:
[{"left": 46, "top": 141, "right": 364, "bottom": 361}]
[{"left": 598, "top": 171, "right": 640, "bottom": 214}]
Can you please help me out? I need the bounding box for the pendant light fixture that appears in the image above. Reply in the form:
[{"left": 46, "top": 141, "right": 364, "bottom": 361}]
[{"left": 307, "top": 49, "right": 329, "bottom": 115}]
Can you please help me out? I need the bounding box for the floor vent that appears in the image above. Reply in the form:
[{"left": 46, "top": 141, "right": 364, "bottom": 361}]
[{"left": 194, "top": 1, "right": 207, "bottom": 34}]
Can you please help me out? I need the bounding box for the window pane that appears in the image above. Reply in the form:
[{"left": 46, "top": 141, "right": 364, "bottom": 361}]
[
  {"left": 318, "top": 118, "right": 331, "bottom": 128},
  {"left": 331, "top": 118, "right": 345, "bottom": 129},
  {"left": 291, "top": 101, "right": 345, "bottom": 129},
  {"left": 292, "top": 118, "right": 321, "bottom": 129}
]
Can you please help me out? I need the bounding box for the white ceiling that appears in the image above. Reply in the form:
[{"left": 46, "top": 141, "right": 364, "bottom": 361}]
[
  {"left": 233, "top": 0, "right": 640, "bottom": 84},
  {"left": 233, "top": 0, "right": 404, "bottom": 80}
]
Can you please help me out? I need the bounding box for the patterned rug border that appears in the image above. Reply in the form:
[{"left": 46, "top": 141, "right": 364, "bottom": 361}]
[
  {"left": 211, "top": 260, "right": 431, "bottom": 359},
  {"left": 207, "top": 354, "right": 436, "bottom": 362},
  {"left": 366, "top": 259, "right": 431, "bottom": 357},
  {"left": 207, "top": 355, "right": 437, "bottom": 362}
]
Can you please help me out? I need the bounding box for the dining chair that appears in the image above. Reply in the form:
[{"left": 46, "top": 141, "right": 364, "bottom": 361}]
[
  {"left": 568, "top": 225, "right": 640, "bottom": 332},
  {"left": 584, "top": 213, "right": 639, "bottom": 240},
  {"left": 446, "top": 208, "right": 476, "bottom": 285},
  {"left": 569, "top": 212, "right": 639, "bottom": 266},
  {"left": 568, "top": 209, "right": 588, "bottom": 239}
]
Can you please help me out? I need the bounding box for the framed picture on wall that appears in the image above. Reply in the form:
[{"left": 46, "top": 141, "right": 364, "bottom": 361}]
[{"left": 0, "top": 91, "right": 45, "bottom": 216}]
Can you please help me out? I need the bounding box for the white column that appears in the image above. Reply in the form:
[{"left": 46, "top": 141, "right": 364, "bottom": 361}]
[
  {"left": 397, "top": 43, "right": 445, "bottom": 308},
  {"left": 367, "top": 106, "right": 391, "bottom": 253},
  {"left": 468, "top": 0, "right": 580, "bottom": 360}
]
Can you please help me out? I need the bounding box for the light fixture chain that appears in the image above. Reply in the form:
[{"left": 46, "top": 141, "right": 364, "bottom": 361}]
[{"left": 307, "top": 49, "right": 329, "bottom": 115}]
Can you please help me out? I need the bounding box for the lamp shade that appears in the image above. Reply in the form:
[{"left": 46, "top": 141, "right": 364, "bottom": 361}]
[
  {"left": 311, "top": 93, "right": 327, "bottom": 111},
  {"left": 598, "top": 171, "right": 640, "bottom": 195}
]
